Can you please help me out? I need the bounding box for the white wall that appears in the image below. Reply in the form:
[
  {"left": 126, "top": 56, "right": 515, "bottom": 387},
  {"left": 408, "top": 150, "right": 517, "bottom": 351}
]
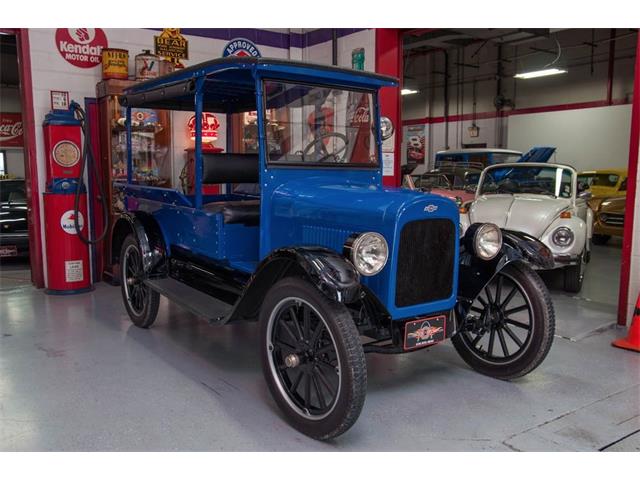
[
  {"left": 508, "top": 104, "right": 633, "bottom": 171},
  {"left": 304, "top": 29, "right": 376, "bottom": 72}
]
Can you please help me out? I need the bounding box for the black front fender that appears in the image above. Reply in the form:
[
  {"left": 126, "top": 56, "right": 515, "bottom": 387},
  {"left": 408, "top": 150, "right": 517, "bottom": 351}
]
[
  {"left": 227, "top": 247, "right": 361, "bottom": 322},
  {"left": 457, "top": 228, "right": 553, "bottom": 306}
]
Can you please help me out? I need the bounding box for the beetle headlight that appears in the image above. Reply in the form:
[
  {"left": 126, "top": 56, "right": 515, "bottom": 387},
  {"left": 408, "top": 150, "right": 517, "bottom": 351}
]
[
  {"left": 346, "top": 232, "right": 388, "bottom": 276},
  {"left": 473, "top": 223, "right": 502, "bottom": 260},
  {"left": 552, "top": 227, "right": 574, "bottom": 247}
]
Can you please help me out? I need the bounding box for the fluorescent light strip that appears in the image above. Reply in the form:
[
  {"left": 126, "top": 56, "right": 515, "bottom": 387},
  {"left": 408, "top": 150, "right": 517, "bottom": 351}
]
[
  {"left": 514, "top": 68, "right": 567, "bottom": 79},
  {"left": 401, "top": 88, "right": 418, "bottom": 95}
]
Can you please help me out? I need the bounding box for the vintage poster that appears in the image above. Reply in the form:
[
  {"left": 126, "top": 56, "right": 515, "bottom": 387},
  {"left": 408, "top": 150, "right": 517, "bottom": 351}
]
[{"left": 404, "top": 124, "right": 426, "bottom": 164}]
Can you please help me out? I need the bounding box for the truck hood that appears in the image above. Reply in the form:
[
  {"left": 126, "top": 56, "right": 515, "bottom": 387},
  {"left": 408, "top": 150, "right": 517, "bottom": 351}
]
[
  {"left": 270, "top": 175, "right": 460, "bottom": 242},
  {"left": 470, "top": 194, "right": 571, "bottom": 237}
]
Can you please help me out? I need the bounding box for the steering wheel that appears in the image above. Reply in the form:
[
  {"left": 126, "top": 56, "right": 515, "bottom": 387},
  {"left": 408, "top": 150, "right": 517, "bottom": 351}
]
[{"left": 301, "top": 132, "right": 348, "bottom": 163}]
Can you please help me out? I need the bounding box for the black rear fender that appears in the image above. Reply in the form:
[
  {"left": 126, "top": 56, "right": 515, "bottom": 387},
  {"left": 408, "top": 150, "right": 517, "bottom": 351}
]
[{"left": 111, "top": 211, "right": 168, "bottom": 275}]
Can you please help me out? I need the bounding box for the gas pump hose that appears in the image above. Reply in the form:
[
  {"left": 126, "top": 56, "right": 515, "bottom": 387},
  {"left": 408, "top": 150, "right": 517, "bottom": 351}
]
[{"left": 70, "top": 101, "right": 110, "bottom": 245}]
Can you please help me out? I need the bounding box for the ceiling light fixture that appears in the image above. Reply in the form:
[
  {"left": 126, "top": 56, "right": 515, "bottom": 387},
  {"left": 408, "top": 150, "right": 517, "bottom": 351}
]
[
  {"left": 514, "top": 68, "right": 567, "bottom": 79},
  {"left": 401, "top": 88, "right": 419, "bottom": 95}
]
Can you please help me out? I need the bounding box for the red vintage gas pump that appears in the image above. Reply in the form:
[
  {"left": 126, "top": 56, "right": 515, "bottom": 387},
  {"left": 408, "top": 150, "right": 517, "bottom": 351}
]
[{"left": 42, "top": 101, "right": 106, "bottom": 294}]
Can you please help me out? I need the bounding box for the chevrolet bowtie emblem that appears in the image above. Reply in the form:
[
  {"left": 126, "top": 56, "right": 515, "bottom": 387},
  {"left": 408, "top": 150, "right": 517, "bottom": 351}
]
[{"left": 424, "top": 204, "right": 438, "bottom": 213}]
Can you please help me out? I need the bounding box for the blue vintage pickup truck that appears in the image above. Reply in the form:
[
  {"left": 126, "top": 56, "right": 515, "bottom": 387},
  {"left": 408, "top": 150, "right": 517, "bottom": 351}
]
[{"left": 111, "top": 57, "right": 555, "bottom": 440}]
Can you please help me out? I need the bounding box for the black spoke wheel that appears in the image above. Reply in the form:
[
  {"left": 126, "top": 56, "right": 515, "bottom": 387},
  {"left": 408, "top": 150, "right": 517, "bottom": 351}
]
[
  {"left": 452, "top": 262, "right": 555, "bottom": 380},
  {"left": 260, "top": 277, "right": 366, "bottom": 440},
  {"left": 120, "top": 235, "right": 160, "bottom": 328}
]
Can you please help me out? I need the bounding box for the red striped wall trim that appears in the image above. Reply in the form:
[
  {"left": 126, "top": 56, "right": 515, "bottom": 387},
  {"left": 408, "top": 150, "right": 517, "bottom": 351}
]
[
  {"left": 618, "top": 36, "right": 640, "bottom": 326},
  {"left": 403, "top": 98, "right": 632, "bottom": 126}
]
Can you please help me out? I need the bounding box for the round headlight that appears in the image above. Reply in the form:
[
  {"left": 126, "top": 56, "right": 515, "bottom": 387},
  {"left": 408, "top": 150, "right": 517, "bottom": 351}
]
[
  {"left": 552, "top": 227, "right": 574, "bottom": 247},
  {"left": 474, "top": 223, "right": 502, "bottom": 260},
  {"left": 349, "top": 232, "right": 388, "bottom": 276}
]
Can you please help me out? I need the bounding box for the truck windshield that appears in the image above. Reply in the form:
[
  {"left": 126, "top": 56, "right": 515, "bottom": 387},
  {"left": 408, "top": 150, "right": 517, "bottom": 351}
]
[{"left": 263, "top": 80, "right": 378, "bottom": 167}]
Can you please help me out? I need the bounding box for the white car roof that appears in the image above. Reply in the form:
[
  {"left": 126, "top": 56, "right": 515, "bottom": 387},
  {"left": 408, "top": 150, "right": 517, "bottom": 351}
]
[{"left": 483, "top": 162, "right": 576, "bottom": 172}]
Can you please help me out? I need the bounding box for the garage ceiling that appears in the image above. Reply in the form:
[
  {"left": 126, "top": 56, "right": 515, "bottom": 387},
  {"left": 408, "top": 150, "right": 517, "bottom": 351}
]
[{"left": 403, "top": 28, "right": 558, "bottom": 52}]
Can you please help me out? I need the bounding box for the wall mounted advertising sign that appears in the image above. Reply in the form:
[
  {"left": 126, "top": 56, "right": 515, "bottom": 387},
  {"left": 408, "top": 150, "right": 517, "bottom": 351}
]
[
  {"left": 222, "top": 38, "right": 261, "bottom": 57},
  {"left": 154, "top": 29, "right": 189, "bottom": 61},
  {"left": 0, "top": 113, "right": 24, "bottom": 147},
  {"left": 405, "top": 125, "right": 426, "bottom": 164},
  {"left": 55, "top": 28, "right": 108, "bottom": 68}
]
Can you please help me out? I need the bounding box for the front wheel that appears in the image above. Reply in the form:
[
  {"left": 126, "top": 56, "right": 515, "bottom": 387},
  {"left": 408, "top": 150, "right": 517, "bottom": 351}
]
[
  {"left": 260, "top": 277, "right": 366, "bottom": 440},
  {"left": 452, "top": 262, "right": 555, "bottom": 380}
]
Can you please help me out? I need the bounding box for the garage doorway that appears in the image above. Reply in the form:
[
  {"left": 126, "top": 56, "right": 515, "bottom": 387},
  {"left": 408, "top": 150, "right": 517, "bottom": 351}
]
[
  {"left": 0, "top": 30, "right": 43, "bottom": 289},
  {"left": 401, "top": 28, "right": 638, "bottom": 336}
]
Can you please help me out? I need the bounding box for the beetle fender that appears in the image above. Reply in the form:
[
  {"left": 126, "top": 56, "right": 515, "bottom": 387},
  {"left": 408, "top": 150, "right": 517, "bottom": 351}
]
[
  {"left": 227, "top": 247, "right": 361, "bottom": 322},
  {"left": 111, "top": 211, "right": 168, "bottom": 275}
]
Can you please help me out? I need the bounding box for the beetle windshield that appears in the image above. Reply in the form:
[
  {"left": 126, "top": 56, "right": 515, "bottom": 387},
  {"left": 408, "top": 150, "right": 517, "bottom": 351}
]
[
  {"left": 479, "top": 165, "right": 574, "bottom": 198},
  {"left": 263, "top": 80, "right": 378, "bottom": 167}
]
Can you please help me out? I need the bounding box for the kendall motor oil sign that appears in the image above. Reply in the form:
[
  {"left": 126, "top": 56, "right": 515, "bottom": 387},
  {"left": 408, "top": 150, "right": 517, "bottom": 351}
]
[{"left": 55, "top": 28, "right": 108, "bottom": 68}]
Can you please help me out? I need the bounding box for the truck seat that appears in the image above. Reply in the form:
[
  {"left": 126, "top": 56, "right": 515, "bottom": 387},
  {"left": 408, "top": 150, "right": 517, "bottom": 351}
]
[{"left": 201, "top": 153, "right": 260, "bottom": 226}]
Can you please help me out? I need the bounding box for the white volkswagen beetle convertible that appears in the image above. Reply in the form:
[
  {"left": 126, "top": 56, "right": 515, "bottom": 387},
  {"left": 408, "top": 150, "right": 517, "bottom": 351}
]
[{"left": 460, "top": 162, "right": 592, "bottom": 293}]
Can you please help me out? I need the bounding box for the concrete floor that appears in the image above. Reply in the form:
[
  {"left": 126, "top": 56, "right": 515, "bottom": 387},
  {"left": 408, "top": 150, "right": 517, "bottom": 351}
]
[{"left": 1, "top": 241, "right": 638, "bottom": 451}]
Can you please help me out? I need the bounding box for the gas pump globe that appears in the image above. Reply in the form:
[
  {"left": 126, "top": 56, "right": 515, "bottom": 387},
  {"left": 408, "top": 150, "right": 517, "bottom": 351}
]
[
  {"left": 188, "top": 112, "right": 222, "bottom": 150},
  {"left": 182, "top": 112, "right": 223, "bottom": 194}
]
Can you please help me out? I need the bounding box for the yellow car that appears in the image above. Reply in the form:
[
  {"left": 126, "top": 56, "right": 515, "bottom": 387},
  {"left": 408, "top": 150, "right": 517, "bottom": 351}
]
[
  {"left": 593, "top": 196, "right": 625, "bottom": 245},
  {"left": 578, "top": 169, "right": 628, "bottom": 210}
]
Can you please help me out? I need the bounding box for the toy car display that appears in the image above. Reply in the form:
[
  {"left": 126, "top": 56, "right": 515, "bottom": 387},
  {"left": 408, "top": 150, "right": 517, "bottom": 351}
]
[
  {"left": 111, "top": 57, "right": 556, "bottom": 440},
  {"left": 592, "top": 196, "right": 625, "bottom": 245},
  {"left": 460, "top": 162, "right": 592, "bottom": 293}
]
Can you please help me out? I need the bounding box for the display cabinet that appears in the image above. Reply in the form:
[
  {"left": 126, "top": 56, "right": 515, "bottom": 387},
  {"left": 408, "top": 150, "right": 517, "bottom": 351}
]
[{"left": 96, "top": 79, "right": 172, "bottom": 282}]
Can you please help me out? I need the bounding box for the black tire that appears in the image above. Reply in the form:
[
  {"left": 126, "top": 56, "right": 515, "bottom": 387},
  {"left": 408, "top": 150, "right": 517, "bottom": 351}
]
[
  {"left": 563, "top": 253, "right": 585, "bottom": 294},
  {"left": 119, "top": 234, "right": 160, "bottom": 328},
  {"left": 452, "top": 262, "right": 555, "bottom": 380},
  {"left": 259, "top": 276, "right": 366, "bottom": 440},
  {"left": 592, "top": 234, "right": 610, "bottom": 245}
]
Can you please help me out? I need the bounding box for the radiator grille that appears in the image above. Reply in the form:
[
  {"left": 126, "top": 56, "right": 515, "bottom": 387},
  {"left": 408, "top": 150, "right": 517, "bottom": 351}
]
[
  {"left": 395, "top": 219, "right": 455, "bottom": 308},
  {"left": 600, "top": 212, "right": 624, "bottom": 226}
]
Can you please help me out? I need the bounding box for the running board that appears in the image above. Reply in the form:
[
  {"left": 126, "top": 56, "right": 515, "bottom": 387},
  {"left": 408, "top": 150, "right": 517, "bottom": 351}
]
[{"left": 144, "top": 277, "right": 232, "bottom": 325}]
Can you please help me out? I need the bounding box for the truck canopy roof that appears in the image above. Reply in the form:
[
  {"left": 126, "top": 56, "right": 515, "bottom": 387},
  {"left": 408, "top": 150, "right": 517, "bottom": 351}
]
[{"left": 120, "top": 57, "right": 398, "bottom": 113}]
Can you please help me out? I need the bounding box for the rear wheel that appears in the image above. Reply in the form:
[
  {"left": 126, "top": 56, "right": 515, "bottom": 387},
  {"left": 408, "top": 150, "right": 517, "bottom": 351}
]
[
  {"left": 452, "top": 262, "right": 555, "bottom": 380},
  {"left": 120, "top": 234, "right": 160, "bottom": 328},
  {"left": 260, "top": 277, "right": 366, "bottom": 440}
]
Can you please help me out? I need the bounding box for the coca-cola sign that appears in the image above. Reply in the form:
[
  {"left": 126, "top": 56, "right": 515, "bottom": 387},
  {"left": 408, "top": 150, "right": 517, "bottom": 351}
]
[
  {"left": 0, "top": 113, "right": 24, "bottom": 147},
  {"left": 55, "top": 28, "right": 108, "bottom": 68},
  {"left": 352, "top": 106, "right": 370, "bottom": 124}
]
